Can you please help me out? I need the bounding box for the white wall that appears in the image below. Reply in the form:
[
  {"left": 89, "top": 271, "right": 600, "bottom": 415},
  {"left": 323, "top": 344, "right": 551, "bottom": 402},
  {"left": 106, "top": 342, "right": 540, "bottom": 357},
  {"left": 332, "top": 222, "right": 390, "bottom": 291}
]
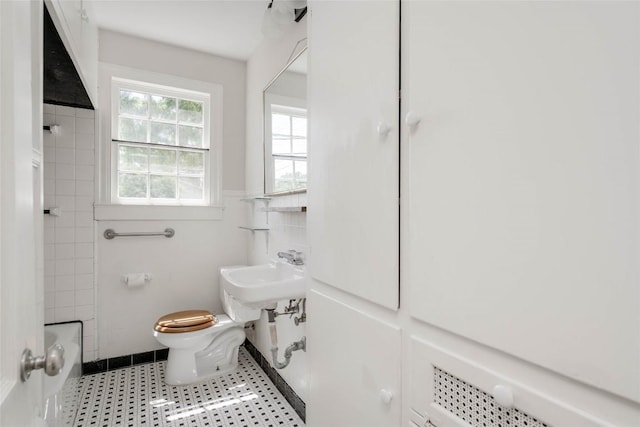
[
  {"left": 95, "top": 31, "right": 249, "bottom": 359},
  {"left": 245, "top": 20, "right": 309, "bottom": 401},
  {"left": 99, "top": 30, "right": 246, "bottom": 191},
  {"left": 43, "top": 104, "right": 97, "bottom": 361}
]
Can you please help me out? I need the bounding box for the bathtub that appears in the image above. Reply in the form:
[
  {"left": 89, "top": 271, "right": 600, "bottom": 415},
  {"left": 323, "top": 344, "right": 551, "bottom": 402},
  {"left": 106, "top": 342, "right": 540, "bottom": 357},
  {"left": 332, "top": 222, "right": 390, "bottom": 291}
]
[{"left": 43, "top": 322, "right": 82, "bottom": 426}]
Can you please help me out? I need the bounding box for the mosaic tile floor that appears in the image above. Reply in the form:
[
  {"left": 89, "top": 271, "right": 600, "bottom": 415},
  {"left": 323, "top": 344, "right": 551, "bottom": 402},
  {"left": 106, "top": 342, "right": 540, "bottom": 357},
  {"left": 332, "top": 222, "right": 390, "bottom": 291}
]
[{"left": 72, "top": 348, "right": 304, "bottom": 427}]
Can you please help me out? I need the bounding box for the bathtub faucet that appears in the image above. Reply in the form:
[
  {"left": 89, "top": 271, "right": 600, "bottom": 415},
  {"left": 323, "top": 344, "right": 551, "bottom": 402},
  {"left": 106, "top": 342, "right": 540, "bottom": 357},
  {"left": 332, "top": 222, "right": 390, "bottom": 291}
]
[{"left": 277, "top": 250, "right": 304, "bottom": 266}]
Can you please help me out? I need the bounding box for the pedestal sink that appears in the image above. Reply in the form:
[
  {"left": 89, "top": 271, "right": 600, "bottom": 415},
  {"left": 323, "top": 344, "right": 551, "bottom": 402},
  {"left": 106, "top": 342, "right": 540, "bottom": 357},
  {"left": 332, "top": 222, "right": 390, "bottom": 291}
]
[{"left": 220, "top": 262, "right": 306, "bottom": 307}]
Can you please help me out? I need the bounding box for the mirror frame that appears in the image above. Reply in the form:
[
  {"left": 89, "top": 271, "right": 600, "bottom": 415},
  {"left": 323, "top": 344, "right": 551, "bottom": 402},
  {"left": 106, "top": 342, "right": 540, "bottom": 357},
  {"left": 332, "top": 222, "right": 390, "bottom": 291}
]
[{"left": 263, "top": 46, "right": 308, "bottom": 196}]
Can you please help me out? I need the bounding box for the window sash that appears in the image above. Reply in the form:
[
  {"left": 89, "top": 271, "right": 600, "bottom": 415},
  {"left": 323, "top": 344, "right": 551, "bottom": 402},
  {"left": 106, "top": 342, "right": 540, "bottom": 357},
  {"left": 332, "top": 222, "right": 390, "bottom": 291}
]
[{"left": 111, "top": 78, "right": 213, "bottom": 205}]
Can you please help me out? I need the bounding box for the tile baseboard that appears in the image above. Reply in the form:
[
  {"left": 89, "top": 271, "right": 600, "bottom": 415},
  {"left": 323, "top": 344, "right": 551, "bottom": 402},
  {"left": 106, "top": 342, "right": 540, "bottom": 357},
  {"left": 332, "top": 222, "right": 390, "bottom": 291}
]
[
  {"left": 82, "top": 348, "right": 168, "bottom": 375},
  {"left": 243, "top": 339, "right": 306, "bottom": 423}
]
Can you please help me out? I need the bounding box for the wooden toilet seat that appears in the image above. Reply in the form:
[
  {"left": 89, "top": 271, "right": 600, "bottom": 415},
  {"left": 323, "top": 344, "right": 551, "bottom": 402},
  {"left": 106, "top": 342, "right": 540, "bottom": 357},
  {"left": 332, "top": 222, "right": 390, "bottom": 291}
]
[{"left": 154, "top": 309, "right": 217, "bottom": 333}]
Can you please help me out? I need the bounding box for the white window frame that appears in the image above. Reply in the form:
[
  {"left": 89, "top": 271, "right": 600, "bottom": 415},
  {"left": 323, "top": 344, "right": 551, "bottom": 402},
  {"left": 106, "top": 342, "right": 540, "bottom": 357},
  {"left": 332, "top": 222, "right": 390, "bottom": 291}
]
[
  {"left": 101, "top": 64, "right": 222, "bottom": 207},
  {"left": 264, "top": 93, "right": 307, "bottom": 194}
]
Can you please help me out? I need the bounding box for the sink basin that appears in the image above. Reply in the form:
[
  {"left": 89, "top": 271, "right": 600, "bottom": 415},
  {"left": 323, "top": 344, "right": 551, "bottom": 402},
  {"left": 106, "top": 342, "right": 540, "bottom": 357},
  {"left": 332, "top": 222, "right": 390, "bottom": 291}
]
[{"left": 220, "top": 262, "right": 306, "bottom": 307}]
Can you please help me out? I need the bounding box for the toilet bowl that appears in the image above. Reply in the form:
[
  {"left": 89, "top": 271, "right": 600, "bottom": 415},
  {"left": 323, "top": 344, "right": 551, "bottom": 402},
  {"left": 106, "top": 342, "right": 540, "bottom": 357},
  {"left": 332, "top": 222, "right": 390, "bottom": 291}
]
[{"left": 152, "top": 275, "right": 261, "bottom": 385}]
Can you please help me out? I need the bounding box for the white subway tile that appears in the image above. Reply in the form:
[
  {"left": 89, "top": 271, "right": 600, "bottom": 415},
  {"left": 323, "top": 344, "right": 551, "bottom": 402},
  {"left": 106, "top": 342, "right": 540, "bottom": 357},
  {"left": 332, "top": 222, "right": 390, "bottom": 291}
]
[
  {"left": 75, "top": 196, "right": 93, "bottom": 212},
  {"left": 44, "top": 275, "right": 55, "bottom": 293},
  {"left": 83, "top": 319, "right": 95, "bottom": 336},
  {"left": 75, "top": 164, "right": 94, "bottom": 181},
  {"left": 43, "top": 104, "right": 55, "bottom": 114},
  {"left": 75, "top": 227, "right": 93, "bottom": 243},
  {"left": 43, "top": 195, "right": 56, "bottom": 209},
  {"left": 44, "top": 179, "right": 55, "bottom": 196},
  {"left": 44, "top": 215, "right": 55, "bottom": 229},
  {"left": 75, "top": 258, "right": 93, "bottom": 275},
  {"left": 43, "top": 146, "right": 55, "bottom": 162},
  {"left": 44, "top": 308, "right": 55, "bottom": 323},
  {"left": 82, "top": 335, "right": 95, "bottom": 354},
  {"left": 75, "top": 305, "right": 94, "bottom": 321},
  {"left": 43, "top": 131, "right": 55, "bottom": 148},
  {"left": 55, "top": 227, "right": 75, "bottom": 244},
  {"left": 44, "top": 228, "right": 55, "bottom": 245},
  {"left": 55, "top": 259, "right": 75, "bottom": 276},
  {"left": 55, "top": 164, "right": 75, "bottom": 180},
  {"left": 75, "top": 149, "right": 94, "bottom": 165},
  {"left": 54, "top": 243, "right": 75, "bottom": 259},
  {"left": 83, "top": 350, "right": 95, "bottom": 362},
  {"left": 44, "top": 243, "right": 55, "bottom": 260},
  {"left": 54, "top": 210, "right": 75, "bottom": 227},
  {"left": 75, "top": 180, "right": 94, "bottom": 196},
  {"left": 56, "top": 195, "right": 75, "bottom": 212},
  {"left": 75, "top": 289, "right": 93, "bottom": 306},
  {"left": 55, "top": 290, "right": 75, "bottom": 307},
  {"left": 55, "top": 148, "right": 75, "bottom": 164},
  {"left": 55, "top": 115, "right": 75, "bottom": 148},
  {"left": 54, "top": 307, "right": 75, "bottom": 322},
  {"left": 44, "top": 163, "right": 55, "bottom": 180},
  {"left": 55, "top": 179, "right": 75, "bottom": 196},
  {"left": 75, "top": 117, "right": 94, "bottom": 134},
  {"left": 75, "top": 274, "right": 94, "bottom": 290},
  {"left": 75, "top": 108, "right": 94, "bottom": 118},
  {"left": 44, "top": 292, "right": 55, "bottom": 309},
  {"left": 55, "top": 105, "right": 75, "bottom": 116},
  {"left": 54, "top": 275, "right": 75, "bottom": 291},
  {"left": 75, "top": 133, "right": 95, "bottom": 149},
  {"left": 74, "top": 242, "right": 93, "bottom": 257},
  {"left": 44, "top": 260, "right": 55, "bottom": 277},
  {"left": 75, "top": 211, "right": 93, "bottom": 228}
]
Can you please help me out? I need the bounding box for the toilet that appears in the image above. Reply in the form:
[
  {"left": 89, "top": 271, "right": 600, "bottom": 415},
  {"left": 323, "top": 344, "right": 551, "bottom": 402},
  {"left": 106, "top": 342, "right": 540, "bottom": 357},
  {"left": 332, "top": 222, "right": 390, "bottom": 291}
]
[{"left": 153, "top": 281, "right": 261, "bottom": 385}]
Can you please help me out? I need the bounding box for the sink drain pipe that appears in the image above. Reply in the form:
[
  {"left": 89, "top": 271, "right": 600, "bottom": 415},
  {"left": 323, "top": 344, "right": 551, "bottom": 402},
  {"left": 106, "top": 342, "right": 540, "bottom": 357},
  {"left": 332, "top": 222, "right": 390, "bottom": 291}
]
[{"left": 266, "top": 309, "right": 306, "bottom": 369}]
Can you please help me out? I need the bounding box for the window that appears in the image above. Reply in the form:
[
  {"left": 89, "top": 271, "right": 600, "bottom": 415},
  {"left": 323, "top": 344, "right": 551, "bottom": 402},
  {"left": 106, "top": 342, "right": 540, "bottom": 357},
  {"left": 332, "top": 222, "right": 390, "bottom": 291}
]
[
  {"left": 268, "top": 104, "right": 307, "bottom": 193},
  {"left": 111, "top": 78, "right": 213, "bottom": 205}
]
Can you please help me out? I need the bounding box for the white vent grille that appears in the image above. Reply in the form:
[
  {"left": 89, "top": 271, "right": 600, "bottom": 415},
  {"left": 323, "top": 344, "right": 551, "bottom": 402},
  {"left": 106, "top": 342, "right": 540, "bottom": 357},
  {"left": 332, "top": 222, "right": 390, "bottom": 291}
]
[{"left": 433, "top": 367, "right": 550, "bottom": 427}]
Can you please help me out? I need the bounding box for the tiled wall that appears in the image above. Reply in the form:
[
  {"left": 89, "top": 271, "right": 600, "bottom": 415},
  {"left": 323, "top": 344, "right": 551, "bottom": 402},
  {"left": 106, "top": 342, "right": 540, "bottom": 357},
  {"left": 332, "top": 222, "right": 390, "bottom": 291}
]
[{"left": 43, "top": 103, "right": 97, "bottom": 361}]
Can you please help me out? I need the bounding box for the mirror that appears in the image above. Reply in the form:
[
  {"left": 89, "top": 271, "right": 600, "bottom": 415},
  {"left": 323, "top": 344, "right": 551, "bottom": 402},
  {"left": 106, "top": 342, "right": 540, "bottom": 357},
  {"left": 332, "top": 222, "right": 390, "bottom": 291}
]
[{"left": 263, "top": 48, "right": 307, "bottom": 195}]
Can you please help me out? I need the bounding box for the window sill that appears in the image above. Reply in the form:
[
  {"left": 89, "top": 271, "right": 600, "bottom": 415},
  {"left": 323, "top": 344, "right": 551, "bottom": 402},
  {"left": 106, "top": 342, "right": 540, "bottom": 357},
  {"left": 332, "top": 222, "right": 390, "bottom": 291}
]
[{"left": 94, "top": 204, "right": 224, "bottom": 221}]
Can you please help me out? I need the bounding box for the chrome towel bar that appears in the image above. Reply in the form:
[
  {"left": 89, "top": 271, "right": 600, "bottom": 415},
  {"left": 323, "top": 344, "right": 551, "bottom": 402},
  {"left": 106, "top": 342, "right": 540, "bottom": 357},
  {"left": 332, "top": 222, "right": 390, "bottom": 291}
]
[{"left": 103, "top": 228, "right": 175, "bottom": 240}]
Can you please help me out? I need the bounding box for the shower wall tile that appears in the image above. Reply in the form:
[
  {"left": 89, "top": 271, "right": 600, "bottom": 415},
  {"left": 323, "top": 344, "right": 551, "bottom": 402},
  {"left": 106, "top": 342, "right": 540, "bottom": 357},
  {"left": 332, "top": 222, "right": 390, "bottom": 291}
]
[{"left": 43, "top": 104, "right": 97, "bottom": 362}]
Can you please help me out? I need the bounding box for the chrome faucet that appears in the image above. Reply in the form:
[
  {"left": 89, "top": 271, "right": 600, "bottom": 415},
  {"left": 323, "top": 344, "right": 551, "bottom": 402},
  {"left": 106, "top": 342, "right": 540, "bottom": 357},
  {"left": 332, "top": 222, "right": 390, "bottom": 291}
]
[{"left": 277, "top": 250, "right": 304, "bottom": 266}]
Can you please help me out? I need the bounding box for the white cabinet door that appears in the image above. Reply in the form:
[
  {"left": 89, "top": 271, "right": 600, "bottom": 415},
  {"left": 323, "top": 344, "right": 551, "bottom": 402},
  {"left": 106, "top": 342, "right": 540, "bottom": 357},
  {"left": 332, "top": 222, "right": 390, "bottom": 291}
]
[
  {"left": 404, "top": 1, "right": 640, "bottom": 402},
  {"left": 0, "top": 1, "right": 45, "bottom": 425},
  {"left": 308, "top": 0, "right": 399, "bottom": 310},
  {"left": 306, "top": 291, "right": 401, "bottom": 427}
]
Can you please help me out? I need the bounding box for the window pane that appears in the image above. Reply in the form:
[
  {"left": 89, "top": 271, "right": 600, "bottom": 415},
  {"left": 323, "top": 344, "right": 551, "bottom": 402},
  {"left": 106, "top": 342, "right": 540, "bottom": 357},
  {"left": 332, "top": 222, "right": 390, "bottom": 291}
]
[
  {"left": 150, "top": 175, "right": 177, "bottom": 199},
  {"left": 179, "top": 151, "right": 204, "bottom": 175},
  {"left": 292, "top": 138, "right": 307, "bottom": 155},
  {"left": 292, "top": 117, "right": 307, "bottom": 137},
  {"left": 294, "top": 160, "right": 307, "bottom": 188},
  {"left": 119, "top": 117, "right": 148, "bottom": 142},
  {"left": 272, "top": 136, "right": 291, "bottom": 155},
  {"left": 119, "top": 90, "right": 148, "bottom": 117},
  {"left": 179, "top": 177, "right": 204, "bottom": 200},
  {"left": 178, "top": 125, "right": 203, "bottom": 148},
  {"left": 118, "top": 146, "right": 148, "bottom": 172},
  {"left": 150, "top": 122, "right": 176, "bottom": 145},
  {"left": 272, "top": 114, "right": 290, "bottom": 135},
  {"left": 274, "top": 159, "right": 294, "bottom": 192},
  {"left": 150, "top": 95, "right": 176, "bottom": 121},
  {"left": 178, "top": 99, "right": 203, "bottom": 124},
  {"left": 118, "top": 173, "right": 147, "bottom": 198},
  {"left": 149, "top": 149, "right": 176, "bottom": 174}
]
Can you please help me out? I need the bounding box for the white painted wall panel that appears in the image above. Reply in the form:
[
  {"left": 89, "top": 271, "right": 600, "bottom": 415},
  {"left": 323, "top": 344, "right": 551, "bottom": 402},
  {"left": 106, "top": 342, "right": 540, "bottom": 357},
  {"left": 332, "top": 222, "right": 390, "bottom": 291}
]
[
  {"left": 308, "top": 0, "right": 399, "bottom": 309},
  {"left": 306, "top": 290, "right": 401, "bottom": 427},
  {"left": 404, "top": 1, "right": 640, "bottom": 401}
]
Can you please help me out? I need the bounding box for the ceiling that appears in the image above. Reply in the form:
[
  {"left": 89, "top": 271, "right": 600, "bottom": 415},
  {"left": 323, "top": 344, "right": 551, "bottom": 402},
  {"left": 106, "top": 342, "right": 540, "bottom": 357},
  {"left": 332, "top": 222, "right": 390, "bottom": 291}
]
[{"left": 90, "top": 0, "right": 269, "bottom": 61}]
